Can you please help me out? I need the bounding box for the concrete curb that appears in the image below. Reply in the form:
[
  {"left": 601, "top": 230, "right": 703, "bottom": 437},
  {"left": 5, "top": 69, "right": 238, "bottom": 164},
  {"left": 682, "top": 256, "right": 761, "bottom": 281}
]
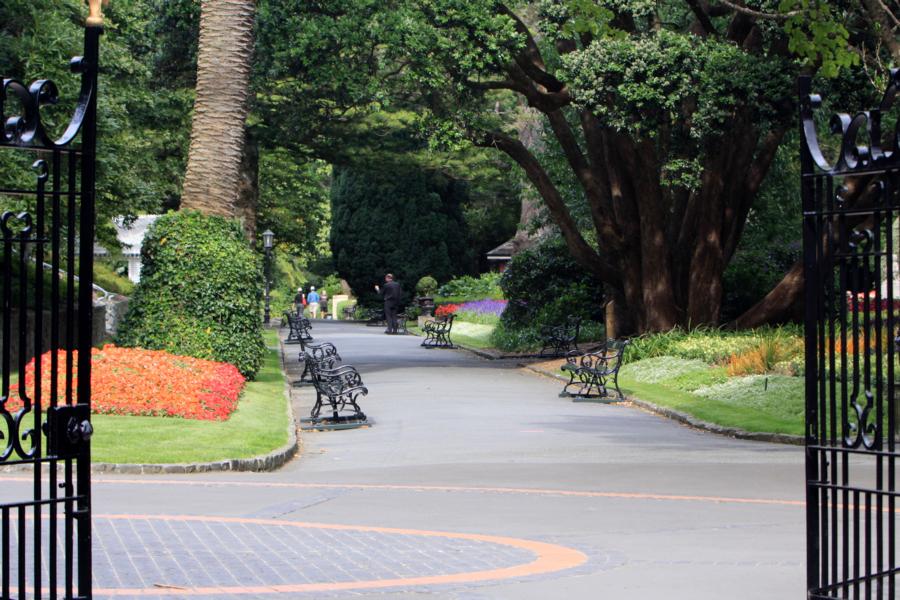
[
  {"left": 520, "top": 365, "right": 804, "bottom": 447},
  {"left": 89, "top": 337, "right": 299, "bottom": 475}
]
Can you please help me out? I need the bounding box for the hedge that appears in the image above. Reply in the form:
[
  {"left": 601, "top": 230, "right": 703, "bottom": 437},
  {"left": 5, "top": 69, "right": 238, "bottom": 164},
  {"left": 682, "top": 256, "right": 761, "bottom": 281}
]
[{"left": 115, "top": 211, "right": 265, "bottom": 378}]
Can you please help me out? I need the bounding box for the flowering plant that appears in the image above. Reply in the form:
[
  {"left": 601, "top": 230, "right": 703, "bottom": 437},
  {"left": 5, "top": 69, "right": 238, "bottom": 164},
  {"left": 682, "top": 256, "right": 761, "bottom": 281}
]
[
  {"left": 456, "top": 299, "right": 507, "bottom": 317},
  {"left": 6, "top": 345, "right": 245, "bottom": 421},
  {"left": 435, "top": 303, "right": 462, "bottom": 317}
]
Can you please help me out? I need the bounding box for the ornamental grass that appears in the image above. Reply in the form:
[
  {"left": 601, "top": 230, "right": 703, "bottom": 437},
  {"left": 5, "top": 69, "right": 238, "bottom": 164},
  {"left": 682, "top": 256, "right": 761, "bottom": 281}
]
[{"left": 6, "top": 345, "right": 245, "bottom": 421}]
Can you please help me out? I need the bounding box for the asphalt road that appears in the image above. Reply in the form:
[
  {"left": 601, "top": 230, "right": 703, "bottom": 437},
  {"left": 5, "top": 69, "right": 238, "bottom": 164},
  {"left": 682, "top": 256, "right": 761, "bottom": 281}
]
[{"left": 1, "top": 320, "right": 807, "bottom": 599}]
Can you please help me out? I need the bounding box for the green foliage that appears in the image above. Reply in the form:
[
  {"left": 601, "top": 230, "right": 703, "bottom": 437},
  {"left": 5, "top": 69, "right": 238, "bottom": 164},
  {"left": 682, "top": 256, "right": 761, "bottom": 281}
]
[
  {"left": 498, "top": 238, "right": 604, "bottom": 330},
  {"left": 94, "top": 262, "right": 135, "bottom": 296},
  {"left": 437, "top": 272, "right": 503, "bottom": 299},
  {"left": 780, "top": 0, "right": 858, "bottom": 78},
  {"left": 620, "top": 356, "right": 712, "bottom": 384},
  {"left": 258, "top": 154, "right": 331, "bottom": 258},
  {"left": 0, "top": 0, "right": 196, "bottom": 240},
  {"left": 336, "top": 299, "right": 357, "bottom": 320},
  {"left": 453, "top": 310, "right": 501, "bottom": 326},
  {"left": 490, "top": 318, "right": 605, "bottom": 352},
  {"left": 116, "top": 211, "right": 265, "bottom": 378},
  {"left": 330, "top": 165, "right": 474, "bottom": 306},
  {"left": 693, "top": 374, "right": 805, "bottom": 421},
  {"left": 562, "top": 29, "right": 793, "bottom": 146},
  {"left": 416, "top": 276, "right": 439, "bottom": 296},
  {"left": 627, "top": 325, "right": 803, "bottom": 365}
]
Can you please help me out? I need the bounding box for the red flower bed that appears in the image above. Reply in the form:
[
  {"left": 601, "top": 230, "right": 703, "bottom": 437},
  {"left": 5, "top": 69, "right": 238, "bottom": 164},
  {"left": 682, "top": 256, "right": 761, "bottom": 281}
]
[
  {"left": 6, "top": 345, "right": 245, "bottom": 421},
  {"left": 435, "top": 303, "right": 461, "bottom": 317}
]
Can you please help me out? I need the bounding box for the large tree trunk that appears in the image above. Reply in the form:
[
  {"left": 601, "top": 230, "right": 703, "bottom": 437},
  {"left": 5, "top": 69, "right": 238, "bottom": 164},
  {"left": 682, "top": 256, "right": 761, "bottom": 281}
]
[
  {"left": 234, "top": 127, "right": 259, "bottom": 240},
  {"left": 181, "top": 0, "right": 256, "bottom": 217}
]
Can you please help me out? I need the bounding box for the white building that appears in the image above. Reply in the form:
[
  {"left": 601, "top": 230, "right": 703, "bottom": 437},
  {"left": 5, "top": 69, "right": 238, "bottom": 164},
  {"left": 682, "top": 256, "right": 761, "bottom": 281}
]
[{"left": 93, "top": 215, "right": 160, "bottom": 283}]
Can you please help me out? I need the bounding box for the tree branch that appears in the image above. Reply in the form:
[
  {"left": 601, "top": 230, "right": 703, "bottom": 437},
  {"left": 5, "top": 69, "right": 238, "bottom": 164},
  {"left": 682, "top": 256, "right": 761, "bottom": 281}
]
[
  {"left": 498, "top": 4, "right": 566, "bottom": 93},
  {"left": 716, "top": 0, "right": 798, "bottom": 21},
  {"left": 860, "top": 0, "right": 900, "bottom": 62},
  {"left": 686, "top": 0, "right": 718, "bottom": 35},
  {"left": 478, "top": 130, "right": 621, "bottom": 285}
]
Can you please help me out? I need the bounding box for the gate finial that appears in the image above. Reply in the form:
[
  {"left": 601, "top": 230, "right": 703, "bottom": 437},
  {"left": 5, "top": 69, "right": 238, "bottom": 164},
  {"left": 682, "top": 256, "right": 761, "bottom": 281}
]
[{"left": 86, "top": 0, "right": 109, "bottom": 27}]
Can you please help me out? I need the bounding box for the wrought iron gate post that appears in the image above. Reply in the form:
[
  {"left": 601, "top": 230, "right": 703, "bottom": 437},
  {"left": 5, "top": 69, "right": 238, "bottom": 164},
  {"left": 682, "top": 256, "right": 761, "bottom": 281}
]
[
  {"left": 0, "top": 11, "right": 102, "bottom": 600},
  {"left": 75, "top": 23, "right": 101, "bottom": 599},
  {"left": 800, "top": 75, "right": 822, "bottom": 594},
  {"left": 802, "top": 69, "right": 900, "bottom": 599}
]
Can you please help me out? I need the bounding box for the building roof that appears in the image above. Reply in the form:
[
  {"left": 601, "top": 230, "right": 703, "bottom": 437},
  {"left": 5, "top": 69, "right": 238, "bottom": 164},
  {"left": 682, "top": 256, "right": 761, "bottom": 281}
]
[
  {"left": 94, "top": 215, "right": 161, "bottom": 257},
  {"left": 486, "top": 238, "right": 517, "bottom": 260}
]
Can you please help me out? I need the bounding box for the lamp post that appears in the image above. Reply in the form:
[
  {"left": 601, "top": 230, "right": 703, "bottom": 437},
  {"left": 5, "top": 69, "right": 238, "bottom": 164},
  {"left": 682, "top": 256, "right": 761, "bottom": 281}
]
[{"left": 262, "top": 229, "right": 274, "bottom": 324}]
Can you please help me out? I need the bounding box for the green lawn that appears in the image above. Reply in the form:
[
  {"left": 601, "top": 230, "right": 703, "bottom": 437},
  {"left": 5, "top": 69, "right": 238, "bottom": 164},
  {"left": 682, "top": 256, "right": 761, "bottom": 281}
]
[
  {"left": 617, "top": 357, "right": 804, "bottom": 436},
  {"left": 91, "top": 330, "right": 291, "bottom": 464},
  {"left": 410, "top": 321, "right": 496, "bottom": 349}
]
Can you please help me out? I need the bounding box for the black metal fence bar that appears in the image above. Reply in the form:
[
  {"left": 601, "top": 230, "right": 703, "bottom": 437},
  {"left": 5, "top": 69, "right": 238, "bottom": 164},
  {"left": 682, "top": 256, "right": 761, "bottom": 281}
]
[
  {"left": 0, "top": 19, "right": 99, "bottom": 600},
  {"left": 802, "top": 70, "right": 900, "bottom": 599}
]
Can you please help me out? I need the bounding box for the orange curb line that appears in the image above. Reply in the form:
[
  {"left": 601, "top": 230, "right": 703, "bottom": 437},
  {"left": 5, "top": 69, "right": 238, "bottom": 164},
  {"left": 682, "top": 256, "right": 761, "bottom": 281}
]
[
  {"left": 0, "top": 476, "right": 804, "bottom": 507},
  {"left": 91, "top": 514, "right": 588, "bottom": 596}
]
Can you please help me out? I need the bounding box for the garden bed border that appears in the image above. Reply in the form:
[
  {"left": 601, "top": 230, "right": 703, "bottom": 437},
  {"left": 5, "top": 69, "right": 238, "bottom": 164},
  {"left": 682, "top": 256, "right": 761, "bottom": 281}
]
[
  {"left": 0, "top": 333, "right": 300, "bottom": 475},
  {"left": 520, "top": 364, "right": 803, "bottom": 446}
]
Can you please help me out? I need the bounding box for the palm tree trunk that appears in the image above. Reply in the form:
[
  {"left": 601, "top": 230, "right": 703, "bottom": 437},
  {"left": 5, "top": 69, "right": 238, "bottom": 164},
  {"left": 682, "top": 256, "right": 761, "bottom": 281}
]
[{"left": 181, "top": 0, "right": 256, "bottom": 218}]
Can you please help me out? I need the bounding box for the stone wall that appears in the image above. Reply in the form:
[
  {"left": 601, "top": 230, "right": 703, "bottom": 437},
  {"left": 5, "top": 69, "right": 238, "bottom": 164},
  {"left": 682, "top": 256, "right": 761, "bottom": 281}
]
[{"left": 1, "top": 305, "right": 107, "bottom": 368}]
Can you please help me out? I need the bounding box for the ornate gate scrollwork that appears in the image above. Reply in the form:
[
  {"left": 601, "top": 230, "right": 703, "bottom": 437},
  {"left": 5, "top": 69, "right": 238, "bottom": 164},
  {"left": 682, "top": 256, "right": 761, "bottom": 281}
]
[
  {"left": 803, "top": 69, "right": 900, "bottom": 599},
  {"left": 0, "top": 15, "right": 101, "bottom": 600}
]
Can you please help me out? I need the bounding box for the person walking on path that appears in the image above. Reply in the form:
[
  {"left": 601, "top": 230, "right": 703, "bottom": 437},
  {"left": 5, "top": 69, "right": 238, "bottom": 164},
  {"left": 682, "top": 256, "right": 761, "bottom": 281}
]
[
  {"left": 321, "top": 289, "right": 329, "bottom": 319},
  {"left": 293, "top": 287, "right": 306, "bottom": 315},
  {"left": 307, "top": 286, "right": 321, "bottom": 319},
  {"left": 375, "top": 273, "right": 402, "bottom": 334}
]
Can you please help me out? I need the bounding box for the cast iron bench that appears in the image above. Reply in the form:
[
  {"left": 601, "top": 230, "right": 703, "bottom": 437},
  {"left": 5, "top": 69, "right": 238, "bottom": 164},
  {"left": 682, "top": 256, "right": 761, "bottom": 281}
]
[
  {"left": 395, "top": 311, "right": 409, "bottom": 335},
  {"left": 284, "top": 312, "right": 313, "bottom": 344},
  {"left": 303, "top": 351, "right": 368, "bottom": 425},
  {"left": 539, "top": 316, "right": 582, "bottom": 357},
  {"left": 421, "top": 314, "right": 455, "bottom": 348},
  {"left": 365, "top": 310, "right": 386, "bottom": 327},
  {"left": 342, "top": 304, "right": 358, "bottom": 320},
  {"left": 295, "top": 341, "right": 341, "bottom": 386},
  {"left": 559, "top": 339, "right": 630, "bottom": 400}
]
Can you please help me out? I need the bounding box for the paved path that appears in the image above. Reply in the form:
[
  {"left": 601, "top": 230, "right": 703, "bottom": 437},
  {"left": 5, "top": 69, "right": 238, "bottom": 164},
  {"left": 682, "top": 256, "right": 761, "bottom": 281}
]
[{"left": 3, "top": 321, "right": 806, "bottom": 598}]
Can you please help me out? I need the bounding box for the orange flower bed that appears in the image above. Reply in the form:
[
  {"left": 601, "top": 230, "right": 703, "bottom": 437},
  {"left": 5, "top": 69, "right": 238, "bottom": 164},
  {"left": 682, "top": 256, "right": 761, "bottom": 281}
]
[{"left": 6, "top": 345, "right": 245, "bottom": 421}]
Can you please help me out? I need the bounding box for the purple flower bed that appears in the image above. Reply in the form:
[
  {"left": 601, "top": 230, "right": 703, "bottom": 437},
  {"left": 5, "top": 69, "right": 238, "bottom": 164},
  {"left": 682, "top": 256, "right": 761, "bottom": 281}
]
[
  {"left": 448, "top": 299, "right": 508, "bottom": 325},
  {"left": 458, "top": 299, "right": 507, "bottom": 316}
]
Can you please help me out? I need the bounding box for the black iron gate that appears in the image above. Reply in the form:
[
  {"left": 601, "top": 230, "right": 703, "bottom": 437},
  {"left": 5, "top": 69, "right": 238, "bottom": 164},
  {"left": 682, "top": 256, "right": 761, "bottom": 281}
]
[
  {"left": 0, "top": 16, "right": 101, "bottom": 600},
  {"left": 803, "top": 70, "right": 900, "bottom": 599}
]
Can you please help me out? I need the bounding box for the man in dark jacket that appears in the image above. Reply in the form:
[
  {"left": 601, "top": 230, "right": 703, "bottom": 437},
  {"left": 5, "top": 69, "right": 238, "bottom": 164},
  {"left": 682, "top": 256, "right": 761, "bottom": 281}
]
[{"left": 375, "top": 273, "right": 402, "bottom": 334}]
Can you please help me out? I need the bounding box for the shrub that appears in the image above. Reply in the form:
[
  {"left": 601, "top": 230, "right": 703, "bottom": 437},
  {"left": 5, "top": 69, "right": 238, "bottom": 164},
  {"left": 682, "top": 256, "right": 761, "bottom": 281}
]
[
  {"left": 726, "top": 336, "right": 803, "bottom": 376},
  {"left": 416, "top": 275, "right": 438, "bottom": 297},
  {"left": 627, "top": 325, "right": 802, "bottom": 365},
  {"left": 8, "top": 346, "right": 245, "bottom": 421},
  {"left": 94, "top": 262, "right": 135, "bottom": 296},
  {"left": 490, "top": 318, "right": 605, "bottom": 352},
  {"left": 437, "top": 272, "right": 503, "bottom": 299},
  {"left": 116, "top": 211, "right": 265, "bottom": 378},
  {"left": 498, "top": 238, "right": 605, "bottom": 331},
  {"left": 330, "top": 165, "right": 474, "bottom": 307}
]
